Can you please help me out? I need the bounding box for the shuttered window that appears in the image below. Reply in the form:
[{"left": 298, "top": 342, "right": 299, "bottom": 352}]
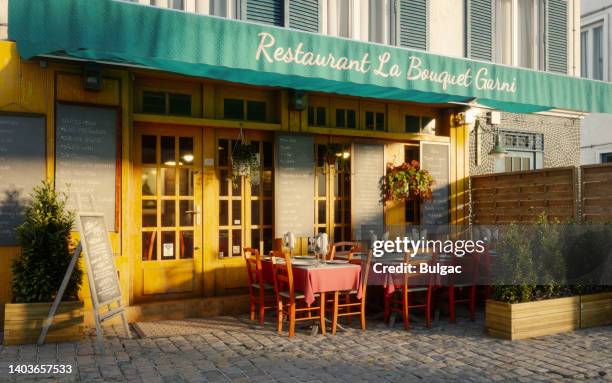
[
  {"left": 397, "top": 0, "right": 428, "bottom": 50},
  {"left": 246, "top": 0, "right": 284, "bottom": 26},
  {"left": 545, "top": 0, "right": 568, "bottom": 74},
  {"left": 288, "top": 0, "right": 319, "bottom": 33},
  {"left": 467, "top": 0, "right": 493, "bottom": 61}
]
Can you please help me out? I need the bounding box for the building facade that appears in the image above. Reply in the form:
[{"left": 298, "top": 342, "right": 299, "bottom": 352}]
[
  {"left": 0, "top": 0, "right": 606, "bottom": 326},
  {"left": 580, "top": 0, "right": 612, "bottom": 164}
]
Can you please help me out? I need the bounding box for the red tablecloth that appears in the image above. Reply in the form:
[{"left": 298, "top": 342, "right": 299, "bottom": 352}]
[{"left": 262, "top": 260, "right": 362, "bottom": 306}]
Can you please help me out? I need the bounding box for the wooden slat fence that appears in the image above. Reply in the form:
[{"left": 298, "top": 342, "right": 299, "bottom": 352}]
[
  {"left": 471, "top": 167, "right": 578, "bottom": 224},
  {"left": 581, "top": 163, "right": 612, "bottom": 223}
]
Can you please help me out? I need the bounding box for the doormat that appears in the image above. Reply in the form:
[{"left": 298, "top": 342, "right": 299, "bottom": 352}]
[{"left": 132, "top": 316, "right": 265, "bottom": 338}]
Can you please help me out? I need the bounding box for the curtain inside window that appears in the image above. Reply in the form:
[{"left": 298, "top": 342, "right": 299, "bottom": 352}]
[
  {"left": 211, "top": 0, "right": 228, "bottom": 17},
  {"left": 517, "top": 0, "right": 535, "bottom": 68},
  {"left": 593, "top": 26, "right": 603, "bottom": 80},
  {"left": 368, "top": 0, "right": 386, "bottom": 44},
  {"left": 337, "top": 0, "right": 351, "bottom": 38},
  {"left": 581, "top": 31, "right": 588, "bottom": 78},
  {"left": 496, "top": 0, "right": 513, "bottom": 65}
]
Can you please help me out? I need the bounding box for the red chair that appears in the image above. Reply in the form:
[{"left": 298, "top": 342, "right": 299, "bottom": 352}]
[
  {"left": 271, "top": 251, "right": 325, "bottom": 337},
  {"left": 244, "top": 248, "right": 275, "bottom": 325},
  {"left": 328, "top": 241, "right": 363, "bottom": 260},
  {"left": 446, "top": 254, "right": 480, "bottom": 322},
  {"left": 384, "top": 254, "right": 434, "bottom": 330},
  {"left": 330, "top": 251, "right": 372, "bottom": 334}
]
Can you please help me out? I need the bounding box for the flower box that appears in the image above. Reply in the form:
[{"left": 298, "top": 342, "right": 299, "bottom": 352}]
[
  {"left": 3, "top": 301, "right": 84, "bottom": 345},
  {"left": 485, "top": 297, "right": 580, "bottom": 340},
  {"left": 580, "top": 292, "right": 612, "bottom": 329}
]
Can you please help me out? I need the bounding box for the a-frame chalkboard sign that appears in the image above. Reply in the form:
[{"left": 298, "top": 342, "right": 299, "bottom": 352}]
[{"left": 37, "top": 213, "right": 130, "bottom": 352}]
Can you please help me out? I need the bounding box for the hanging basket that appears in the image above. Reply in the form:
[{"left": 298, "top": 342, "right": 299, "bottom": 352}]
[
  {"left": 381, "top": 160, "right": 434, "bottom": 202},
  {"left": 230, "top": 129, "right": 259, "bottom": 185}
]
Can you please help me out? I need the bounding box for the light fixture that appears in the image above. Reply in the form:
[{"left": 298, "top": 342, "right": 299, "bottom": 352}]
[
  {"left": 182, "top": 154, "right": 194, "bottom": 163},
  {"left": 164, "top": 161, "right": 177, "bottom": 166},
  {"left": 489, "top": 131, "right": 508, "bottom": 159},
  {"left": 342, "top": 151, "right": 350, "bottom": 159},
  {"left": 83, "top": 62, "right": 102, "bottom": 91}
]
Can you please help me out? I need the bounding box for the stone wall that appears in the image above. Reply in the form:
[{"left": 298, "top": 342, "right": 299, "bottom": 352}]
[{"left": 470, "top": 111, "right": 581, "bottom": 175}]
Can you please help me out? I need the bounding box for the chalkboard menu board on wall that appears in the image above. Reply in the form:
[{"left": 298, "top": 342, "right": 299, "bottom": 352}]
[
  {"left": 0, "top": 115, "right": 46, "bottom": 245},
  {"left": 351, "top": 144, "right": 384, "bottom": 238},
  {"left": 77, "top": 214, "right": 121, "bottom": 305},
  {"left": 55, "top": 104, "right": 119, "bottom": 231},
  {"left": 274, "top": 133, "right": 315, "bottom": 237},
  {"left": 420, "top": 142, "right": 450, "bottom": 225}
]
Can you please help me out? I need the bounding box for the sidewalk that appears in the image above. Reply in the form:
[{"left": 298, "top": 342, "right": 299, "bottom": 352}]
[{"left": 0, "top": 314, "right": 610, "bottom": 382}]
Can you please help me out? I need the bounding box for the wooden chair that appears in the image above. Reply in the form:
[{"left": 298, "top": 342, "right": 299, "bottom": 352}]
[
  {"left": 446, "top": 254, "right": 479, "bottom": 322},
  {"left": 384, "top": 254, "right": 434, "bottom": 330},
  {"left": 244, "top": 247, "right": 275, "bottom": 325},
  {"left": 328, "top": 241, "right": 363, "bottom": 260},
  {"left": 330, "top": 251, "right": 373, "bottom": 334},
  {"left": 271, "top": 251, "right": 325, "bottom": 337}
]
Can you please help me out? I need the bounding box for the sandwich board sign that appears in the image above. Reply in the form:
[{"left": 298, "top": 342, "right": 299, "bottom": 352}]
[{"left": 38, "top": 212, "right": 130, "bottom": 352}]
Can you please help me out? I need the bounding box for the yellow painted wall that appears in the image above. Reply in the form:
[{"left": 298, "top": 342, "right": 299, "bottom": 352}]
[
  {"left": 0, "top": 41, "right": 131, "bottom": 327},
  {"left": 0, "top": 40, "right": 470, "bottom": 325}
]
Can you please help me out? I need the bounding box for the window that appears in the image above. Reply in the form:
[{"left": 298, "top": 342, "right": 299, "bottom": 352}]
[
  {"left": 308, "top": 106, "right": 327, "bottom": 127},
  {"left": 169, "top": 0, "right": 184, "bottom": 10},
  {"left": 315, "top": 143, "right": 351, "bottom": 242},
  {"left": 223, "top": 98, "right": 268, "bottom": 122},
  {"left": 494, "top": 131, "right": 543, "bottom": 173},
  {"left": 364, "top": 111, "right": 385, "bottom": 131},
  {"left": 404, "top": 145, "right": 420, "bottom": 224},
  {"left": 581, "top": 31, "right": 588, "bottom": 78},
  {"left": 336, "top": 0, "right": 352, "bottom": 38},
  {"left": 335, "top": 108, "right": 356, "bottom": 129},
  {"left": 593, "top": 25, "right": 604, "bottom": 80},
  {"left": 495, "top": 0, "right": 543, "bottom": 69},
  {"left": 247, "top": 0, "right": 284, "bottom": 26},
  {"left": 601, "top": 153, "right": 612, "bottom": 163},
  {"left": 581, "top": 22, "right": 606, "bottom": 81},
  {"left": 217, "top": 137, "right": 274, "bottom": 258},
  {"left": 142, "top": 91, "right": 192, "bottom": 116},
  {"left": 368, "top": 0, "right": 389, "bottom": 44},
  {"left": 404, "top": 115, "right": 436, "bottom": 134}
]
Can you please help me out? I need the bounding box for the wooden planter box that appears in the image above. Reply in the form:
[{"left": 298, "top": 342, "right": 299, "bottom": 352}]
[
  {"left": 486, "top": 297, "right": 580, "bottom": 340},
  {"left": 581, "top": 292, "right": 612, "bottom": 329},
  {"left": 3, "top": 301, "right": 84, "bottom": 345}
]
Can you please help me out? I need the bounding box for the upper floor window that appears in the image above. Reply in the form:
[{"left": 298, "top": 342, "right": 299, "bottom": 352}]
[
  {"left": 336, "top": 0, "right": 352, "bottom": 38},
  {"left": 581, "top": 21, "right": 606, "bottom": 81},
  {"left": 495, "top": 0, "right": 544, "bottom": 69},
  {"left": 368, "top": 0, "right": 390, "bottom": 44}
]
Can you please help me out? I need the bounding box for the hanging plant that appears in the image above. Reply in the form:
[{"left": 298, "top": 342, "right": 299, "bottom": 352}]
[
  {"left": 381, "top": 160, "right": 434, "bottom": 202},
  {"left": 230, "top": 130, "right": 259, "bottom": 186}
]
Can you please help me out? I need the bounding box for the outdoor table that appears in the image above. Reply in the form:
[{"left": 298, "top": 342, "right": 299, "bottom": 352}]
[{"left": 261, "top": 259, "right": 362, "bottom": 306}]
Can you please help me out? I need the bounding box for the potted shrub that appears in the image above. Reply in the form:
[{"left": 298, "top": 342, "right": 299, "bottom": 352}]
[
  {"left": 381, "top": 160, "right": 434, "bottom": 202},
  {"left": 230, "top": 140, "right": 259, "bottom": 186},
  {"left": 3, "top": 181, "right": 84, "bottom": 345},
  {"left": 485, "top": 217, "right": 612, "bottom": 340}
]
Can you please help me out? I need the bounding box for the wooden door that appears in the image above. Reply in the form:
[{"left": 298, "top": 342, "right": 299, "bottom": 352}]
[{"left": 134, "top": 125, "right": 203, "bottom": 302}]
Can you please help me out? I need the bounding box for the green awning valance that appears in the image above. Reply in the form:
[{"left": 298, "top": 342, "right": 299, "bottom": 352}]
[{"left": 8, "top": 0, "right": 612, "bottom": 114}]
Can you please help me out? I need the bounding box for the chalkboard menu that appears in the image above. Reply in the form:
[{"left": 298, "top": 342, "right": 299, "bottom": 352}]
[
  {"left": 78, "top": 214, "right": 121, "bottom": 305},
  {"left": 352, "top": 144, "right": 384, "bottom": 237},
  {"left": 0, "top": 115, "right": 46, "bottom": 245},
  {"left": 55, "top": 104, "right": 118, "bottom": 231},
  {"left": 420, "top": 142, "right": 450, "bottom": 225},
  {"left": 274, "top": 133, "right": 315, "bottom": 237}
]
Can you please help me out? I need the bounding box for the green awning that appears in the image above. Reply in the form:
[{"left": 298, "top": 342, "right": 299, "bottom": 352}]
[{"left": 8, "top": 0, "right": 612, "bottom": 114}]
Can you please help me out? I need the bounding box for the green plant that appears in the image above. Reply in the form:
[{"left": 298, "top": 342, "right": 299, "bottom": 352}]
[
  {"left": 11, "top": 181, "right": 82, "bottom": 303},
  {"left": 381, "top": 160, "right": 434, "bottom": 202},
  {"left": 492, "top": 224, "right": 536, "bottom": 303},
  {"left": 231, "top": 141, "right": 259, "bottom": 186},
  {"left": 531, "top": 214, "right": 566, "bottom": 299}
]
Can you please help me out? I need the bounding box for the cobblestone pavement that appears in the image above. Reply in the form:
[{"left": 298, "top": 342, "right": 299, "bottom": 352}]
[{"left": 0, "top": 313, "right": 611, "bottom": 383}]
